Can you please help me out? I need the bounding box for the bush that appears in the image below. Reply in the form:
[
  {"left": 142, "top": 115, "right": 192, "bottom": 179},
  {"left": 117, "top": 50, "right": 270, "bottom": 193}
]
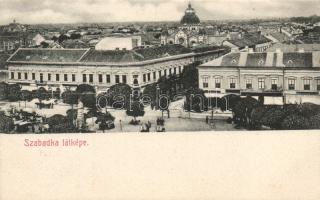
[{"left": 281, "top": 114, "right": 310, "bottom": 130}]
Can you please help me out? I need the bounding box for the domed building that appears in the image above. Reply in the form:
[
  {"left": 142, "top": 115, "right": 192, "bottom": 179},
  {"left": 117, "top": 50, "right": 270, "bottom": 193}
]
[{"left": 161, "top": 3, "right": 207, "bottom": 47}]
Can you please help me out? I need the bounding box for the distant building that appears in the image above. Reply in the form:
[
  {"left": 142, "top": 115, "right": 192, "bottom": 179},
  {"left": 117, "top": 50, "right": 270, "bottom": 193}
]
[
  {"left": 198, "top": 51, "right": 320, "bottom": 105},
  {"left": 222, "top": 33, "right": 272, "bottom": 52},
  {"left": 6, "top": 45, "right": 228, "bottom": 92},
  {"left": 161, "top": 3, "right": 207, "bottom": 47},
  {"left": 95, "top": 36, "right": 142, "bottom": 50},
  {"left": 1, "top": 19, "right": 27, "bottom": 33}
]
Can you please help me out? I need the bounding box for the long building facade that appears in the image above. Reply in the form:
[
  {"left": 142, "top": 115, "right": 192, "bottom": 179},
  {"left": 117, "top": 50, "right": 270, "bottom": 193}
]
[
  {"left": 6, "top": 45, "right": 228, "bottom": 92},
  {"left": 198, "top": 51, "right": 320, "bottom": 104}
]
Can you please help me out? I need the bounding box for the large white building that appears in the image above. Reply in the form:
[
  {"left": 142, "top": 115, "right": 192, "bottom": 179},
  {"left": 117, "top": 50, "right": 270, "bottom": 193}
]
[
  {"left": 7, "top": 45, "right": 228, "bottom": 92},
  {"left": 198, "top": 51, "right": 320, "bottom": 104},
  {"left": 95, "top": 36, "right": 142, "bottom": 50},
  {"left": 161, "top": 3, "right": 207, "bottom": 47}
]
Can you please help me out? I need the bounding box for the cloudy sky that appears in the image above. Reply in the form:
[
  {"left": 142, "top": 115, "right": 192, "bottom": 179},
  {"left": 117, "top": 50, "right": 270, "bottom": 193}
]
[{"left": 0, "top": 0, "right": 319, "bottom": 25}]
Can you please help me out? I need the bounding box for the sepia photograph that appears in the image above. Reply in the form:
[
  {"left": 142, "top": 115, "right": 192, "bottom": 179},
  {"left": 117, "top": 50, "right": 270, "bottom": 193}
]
[
  {"left": 0, "top": 0, "right": 320, "bottom": 134},
  {"left": 0, "top": 1, "right": 320, "bottom": 200}
]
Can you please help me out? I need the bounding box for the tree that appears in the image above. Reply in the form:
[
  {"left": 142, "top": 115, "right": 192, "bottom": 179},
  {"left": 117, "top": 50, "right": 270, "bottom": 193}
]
[
  {"left": 76, "top": 84, "right": 96, "bottom": 94},
  {"left": 0, "top": 82, "right": 8, "bottom": 100},
  {"left": 309, "top": 113, "right": 320, "bottom": 129},
  {"left": 62, "top": 90, "right": 79, "bottom": 109},
  {"left": 184, "top": 88, "right": 207, "bottom": 113},
  {"left": 260, "top": 107, "right": 285, "bottom": 129},
  {"left": 126, "top": 101, "right": 145, "bottom": 123},
  {"left": 143, "top": 83, "right": 157, "bottom": 103},
  {"left": 80, "top": 92, "right": 96, "bottom": 109},
  {"left": 95, "top": 112, "right": 115, "bottom": 132},
  {"left": 298, "top": 103, "right": 320, "bottom": 118},
  {"left": 76, "top": 84, "right": 96, "bottom": 109},
  {"left": 281, "top": 114, "right": 310, "bottom": 130},
  {"left": 107, "top": 83, "right": 132, "bottom": 109},
  {"left": 224, "top": 94, "right": 241, "bottom": 111},
  {"left": 181, "top": 61, "right": 200, "bottom": 89},
  {"left": 251, "top": 106, "right": 268, "bottom": 129},
  {"left": 7, "top": 84, "right": 21, "bottom": 102},
  {"left": 0, "top": 112, "right": 14, "bottom": 133},
  {"left": 20, "top": 90, "right": 33, "bottom": 108},
  {"left": 233, "top": 96, "right": 260, "bottom": 127},
  {"left": 48, "top": 114, "right": 77, "bottom": 133}
]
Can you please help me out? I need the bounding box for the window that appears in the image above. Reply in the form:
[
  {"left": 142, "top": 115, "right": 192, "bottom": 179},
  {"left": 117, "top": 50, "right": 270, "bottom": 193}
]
[
  {"left": 164, "top": 69, "right": 167, "bottom": 76},
  {"left": 133, "top": 75, "right": 139, "bottom": 85},
  {"left": 174, "top": 67, "right": 177, "bottom": 74},
  {"left": 271, "top": 79, "right": 278, "bottom": 90},
  {"left": 11, "top": 72, "right": 14, "bottom": 79},
  {"left": 48, "top": 73, "right": 51, "bottom": 81},
  {"left": 72, "top": 74, "right": 76, "bottom": 82},
  {"left": 18, "top": 72, "right": 21, "bottom": 79},
  {"left": 317, "top": 80, "right": 320, "bottom": 91},
  {"left": 169, "top": 68, "right": 172, "bottom": 75},
  {"left": 56, "top": 74, "right": 60, "bottom": 81},
  {"left": 64, "top": 74, "right": 68, "bottom": 82},
  {"left": 32, "top": 73, "right": 36, "bottom": 80},
  {"left": 246, "top": 79, "right": 252, "bottom": 89},
  {"left": 288, "top": 79, "right": 295, "bottom": 90},
  {"left": 40, "top": 73, "right": 43, "bottom": 83},
  {"left": 106, "top": 74, "right": 110, "bottom": 83},
  {"left": 153, "top": 72, "right": 156, "bottom": 80},
  {"left": 179, "top": 66, "right": 182, "bottom": 74},
  {"left": 158, "top": 71, "right": 161, "bottom": 78},
  {"left": 89, "top": 74, "right": 93, "bottom": 83},
  {"left": 143, "top": 74, "right": 146, "bottom": 82},
  {"left": 215, "top": 78, "right": 221, "bottom": 88},
  {"left": 147, "top": 73, "right": 151, "bottom": 81},
  {"left": 303, "top": 79, "right": 311, "bottom": 90},
  {"left": 122, "top": 75, "right": 127, "bottom": 84},
  {"left": 258, "top": 78, "right": 265, "bottom": 89},
  {"left": 24, "top": 73, "right": 28, "bottom": 80},
  {"left": 230, "top": 78, "right": 236, "bottom": 89},
  {"left": 115, "top": 75, "right": 120, "bottom": 84},
  {"left": 83, "top": 74, "right": 87, "bottom": 82},
  {"left": 98, "top": 74, "right": 103, "bottom": 83},
  {"left": 203, "top": 77, "right": 209, "bottom": 88}
]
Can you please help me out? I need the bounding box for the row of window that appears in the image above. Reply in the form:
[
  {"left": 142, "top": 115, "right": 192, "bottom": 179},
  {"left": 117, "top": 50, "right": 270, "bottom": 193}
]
[
  {"left": 10, "top": 72, "right": 127, "bottom": 84},
  {"left": 142, "top": 66, "right": 182, "bottom": 83},
  {"left": 203, "top": 77, "right": 235, "bottom": 89},
  {"left": 202, "top": 77, "right": 320, "bottom": 91}
]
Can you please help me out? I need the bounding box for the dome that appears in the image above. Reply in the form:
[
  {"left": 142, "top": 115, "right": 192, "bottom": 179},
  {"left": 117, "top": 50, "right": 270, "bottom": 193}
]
[{"left": 180, "top": 3, "right": 200, "bottom": 25}]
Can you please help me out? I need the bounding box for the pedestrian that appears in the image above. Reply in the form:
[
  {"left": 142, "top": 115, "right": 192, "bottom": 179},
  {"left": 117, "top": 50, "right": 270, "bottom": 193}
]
[{"left": 206, "top": 116, "right": 209, "bottom": 124}]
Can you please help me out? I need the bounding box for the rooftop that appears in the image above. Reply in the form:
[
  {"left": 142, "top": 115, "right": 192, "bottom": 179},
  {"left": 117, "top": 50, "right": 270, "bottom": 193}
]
[
  {"left": 225, "top": 33, "right": 271, "bottom": 48},
  {"left": 200, "top": 51, "right": 320, "bottom": 68}
]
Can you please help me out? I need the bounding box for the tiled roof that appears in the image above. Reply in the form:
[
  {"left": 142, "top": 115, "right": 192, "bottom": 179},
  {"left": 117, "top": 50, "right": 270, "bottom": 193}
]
[
  {"left": 134, "top": 44, "right": 191, "bottom": 60},
  {"left": 267, "top": 44, "right": 320, "bottom": 52},
  {"left": 80, "top": 49, "right": 145, "bottom": 63},
  {"left": 226, "top": 34, "right": 271, "bottom": 48},
  {"left": 7, "top": 45, "right": 193, "bottom": 64},
  {"left": 8, "top": 48, "right": 89, "bottom": 63},
  {"left": 200, "top": 51, "right": 320, "bottom": 68}
]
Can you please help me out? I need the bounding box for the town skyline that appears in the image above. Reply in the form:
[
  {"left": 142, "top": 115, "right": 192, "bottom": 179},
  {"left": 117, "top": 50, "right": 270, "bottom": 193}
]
[{"left": 0, "top": 0, "right": 319, "bottom": 25}]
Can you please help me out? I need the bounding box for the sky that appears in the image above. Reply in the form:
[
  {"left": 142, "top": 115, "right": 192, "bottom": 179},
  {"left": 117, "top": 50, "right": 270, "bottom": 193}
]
[{"left": 0, "top": 0, "right": 319, "bottom": 25}]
